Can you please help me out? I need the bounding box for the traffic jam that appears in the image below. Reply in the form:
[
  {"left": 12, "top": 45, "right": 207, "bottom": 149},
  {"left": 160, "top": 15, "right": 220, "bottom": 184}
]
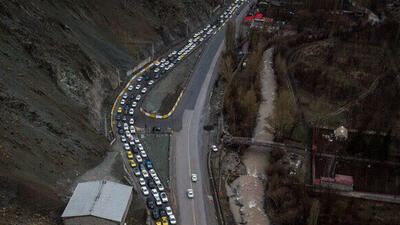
[{"left": 113, "top": 1, "right": 246, "bottom": 224}]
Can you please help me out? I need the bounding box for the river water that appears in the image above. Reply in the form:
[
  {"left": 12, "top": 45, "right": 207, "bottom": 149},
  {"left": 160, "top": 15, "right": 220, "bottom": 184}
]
[{"left": 226, "top": 48, "right": 276, "bottom": 225}]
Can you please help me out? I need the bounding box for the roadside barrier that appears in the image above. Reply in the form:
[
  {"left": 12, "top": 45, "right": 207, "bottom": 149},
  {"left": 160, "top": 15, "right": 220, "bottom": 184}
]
[
  {"left": 140, "top": 90, "right": 184, "bottom": 119},
  {"left": 110, "top": 60, "right": 158, "bottom": 132}
]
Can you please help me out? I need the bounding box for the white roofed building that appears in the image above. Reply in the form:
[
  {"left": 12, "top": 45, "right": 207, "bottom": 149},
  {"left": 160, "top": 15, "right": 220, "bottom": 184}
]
[{"left": 61, "top": 180, "right": 133, "bottom": 225}]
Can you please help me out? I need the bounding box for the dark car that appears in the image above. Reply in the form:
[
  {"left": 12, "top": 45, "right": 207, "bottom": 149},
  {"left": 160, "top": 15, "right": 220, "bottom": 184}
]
[
  {"left": 151, "top": 209, "right": 160, "bottom": 220},
  {"left": 123, "top": 108, "right": 129, "bottom": 115},
  {"left": 129, "top": 94, "right": 135, "bottom": 100},
  {"left": 116, "top": 114, "right": 121, "bottom": 121},
  {"left": 117, "top": 121, "right": 122, "bottom": 128},
  {"left": 140, "top": 164, "right": 146, "bottom": 171},
  {"left": 118, "top": 129, "right": 124, "bottom": 135},
  {"left": 153, "top": 127, "right": 161, "bottom": 132},
  {"left": 131, "top": 146, "right": 139, "bottom": 154},
  {"left": 146, "top": 197, "right": 155, "bottom": 209},
  {"left": 144, "top": 160, "right": 153, "bottom": 169},
  {"left": 122, "top": 115, "right": 127, "bottom": 122},
  {"left": 154, "top": 73, "right": 160, "bottom": 79},
  {"left": 126, "top": 99, "right": 132, "bottom": 105},
  {"left": 159, "top": 208, "right": 167, "bottom": 217},
  {"left": 144, "top": 75, "right": 150, "bottom": 80},
  {"left": 147, "top": 179, "right": 156, "bottom": 189}
]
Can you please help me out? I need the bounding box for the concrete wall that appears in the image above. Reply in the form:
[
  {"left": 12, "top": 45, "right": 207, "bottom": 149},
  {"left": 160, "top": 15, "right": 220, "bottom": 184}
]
[
  {"left": 63, "top": 216, "right": 118, "bottom": 225},
  {"left": 126, "top": 57, "right": 151, "bottom": 76}
]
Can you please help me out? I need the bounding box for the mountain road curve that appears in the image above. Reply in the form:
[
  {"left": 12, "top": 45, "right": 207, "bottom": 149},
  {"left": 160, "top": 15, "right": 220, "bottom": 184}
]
[{"left": 111, "top": 1, "right": 254, "bottom": 224}]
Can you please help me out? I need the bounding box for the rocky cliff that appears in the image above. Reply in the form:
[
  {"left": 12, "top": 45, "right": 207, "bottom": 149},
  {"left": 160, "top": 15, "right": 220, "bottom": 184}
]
[{"left": 0, "top": 0, "right": 222, "bottom": 223}]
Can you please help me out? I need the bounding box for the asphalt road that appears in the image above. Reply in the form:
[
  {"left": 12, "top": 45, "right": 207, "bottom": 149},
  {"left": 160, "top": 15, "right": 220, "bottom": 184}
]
[
  {"left": 134, "top": 2, "right": 253, "bottom": 225},
  {"left": 112, "top": 1, "right": 253, "bottom": 224}
]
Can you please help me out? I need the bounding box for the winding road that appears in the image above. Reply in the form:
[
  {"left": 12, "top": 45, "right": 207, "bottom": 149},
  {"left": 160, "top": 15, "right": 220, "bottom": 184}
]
[{"left": 111, "top": 1, "right": 253, "bottom": 224}]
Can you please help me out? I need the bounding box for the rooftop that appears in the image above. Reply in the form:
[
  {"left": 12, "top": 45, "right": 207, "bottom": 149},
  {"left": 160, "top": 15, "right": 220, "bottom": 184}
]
[{"left": 61, "top": 180, "right": 133, "bottom": 222}]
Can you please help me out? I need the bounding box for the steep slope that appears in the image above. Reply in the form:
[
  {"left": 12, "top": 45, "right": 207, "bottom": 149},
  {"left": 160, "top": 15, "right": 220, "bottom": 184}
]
[{"left": 0, "top": 0, "right": 222, "bottom": 224}]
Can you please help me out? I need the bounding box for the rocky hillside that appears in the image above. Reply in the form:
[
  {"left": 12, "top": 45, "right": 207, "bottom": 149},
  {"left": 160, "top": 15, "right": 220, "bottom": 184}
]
[{"left": 0, "top": 0, "right": 222, "bottom": 224}]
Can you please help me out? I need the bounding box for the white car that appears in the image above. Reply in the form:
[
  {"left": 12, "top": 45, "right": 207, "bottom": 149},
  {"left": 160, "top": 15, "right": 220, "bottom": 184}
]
[
  {"left": 191, "top": 174, "right": 197, "bottom": 182},
  {"left": 140, "top": 150, "right": 147, "bottom": 158},
  {"left": 134, "top": 168, "right": 141, "bottom": 176},
  {"left": 125, "top": 130, "right": 131, "bottom": 137},
  {"left": 132, "top": 101, "right": 137, "bottom": 108},
  {"left": 142, "top": 169, "right": 149, "bottom": 178},
  {"left": 122, "top": 93, "right": 128, "bottom": 99},
  {"left": 130, "top": 126, "right": 135, "bottom": 133},
  {"left": 154, "top": 68, "right": 160, "bottom": 73},
  {"left": 141, "top": 87, "right": 147, "bottom": 94},
  {"left": 187, "top": 189, "right": 194, "bottom": 199},
  {"left": 139, "top": 177, "right": 146, "bottom": 186},
  {"left": 138, "top": 144, "right": 144, "bottom": 151},
  {"left": 134, "top": 137, "right": 140, "bottom": 144},
  {"left": 123, "top": 123, "right": 129, "bottom": 131},
  {"left": 135, "top": 84, "right": 141, "bottom": 90},
  {"left": 169, "top": 215, "right": 177, "bottom": 224},
  {"left": 211, "top": 145, "right": 218, "bottom": 152},
  {"left": 160, "top": 63, "right": 165, "bottom": 68},
  {"left": 188, "top": 38, "right": 193, "bottom": 43},
  {"left": 165, "top": 61, "right": 170, "bottom": 65},
  {"left": 123, "top": 143, "right": 130, "bottom": 151},
  {"left": 120, "top": 99, "right": 125, "bottom": 105},
  {"left": 172, "top": 50, "right": 177, "bottom": 55},
  {"left": 149, "top": 169, "right": 157, "bottom": 178},
  {"left": 141, "top": 186, "right": 149, "bottom": 196},
  {"left": 121, "top": 135, "right": 126, "bottom": 143},
  {"left": 137, "top": 76, "right": 143, "bottom": 81},
  {"left": 148, "top": 80, "right": 154, "bottom": 86},
  {"left": 160, "top": 192, "right": 168, "bottom": 203},
  {"left": 155, "top": 196, "right": 162, "bottom": 206},
  {"left": 151, "top": 188, "right": 159, "bottom": 198},
  {"left": 153, "top": 176, "right": 161, "bottom": 185},
  {"left": 128, "top": 85, "right": 133, "bottom": 91},
  {"left": 136, "top": 155, "right": 143, "bottom": 163},
  {"left": 129, "top": 108, "right": 134, "bottom": 115},
  {"left": 129, "top": 118, "right": 134, "bottom": 125},
  {"left": 212, "top": 25, "right": 217, "bottom": 29},
  {"left": 165, "top": 206, "right": 173, "bottom": 216},
  {"left": 129, "top": 140, "right": 135, "bottom": 146},
  {"left": 161, "top": 58, "right": 166, "bottom": 63},
  {"left": 155, "top": 61, "right": 160, "bottom": 66},
  {"left": 135, "top": 95, "right": 141, "bottom": 101},
  {"left": 157, "top": 183, "right": 164, "bottom": 191}
]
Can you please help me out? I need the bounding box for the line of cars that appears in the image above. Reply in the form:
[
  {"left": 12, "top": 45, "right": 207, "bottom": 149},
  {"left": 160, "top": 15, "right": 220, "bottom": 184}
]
[
  {"left": 116, "top": 72, "right": 176, "bottom": 225},
  {"left": 114, "top": 1, "right": 245, "bottom": 224}
]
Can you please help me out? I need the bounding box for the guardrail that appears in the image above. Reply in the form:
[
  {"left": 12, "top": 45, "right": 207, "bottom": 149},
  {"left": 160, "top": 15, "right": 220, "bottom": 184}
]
[
  {"left": 140, "top": 90, "right": 184, "bottom": 119},
  {"left": 110, "top": 60, "right": 158, "bottom": 132}
]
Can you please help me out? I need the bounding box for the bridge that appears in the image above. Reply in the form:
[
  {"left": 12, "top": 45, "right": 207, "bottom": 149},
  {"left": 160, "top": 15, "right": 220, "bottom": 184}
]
[{"left": 222, "top": 135, "right": 311, "bottom": 154}]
